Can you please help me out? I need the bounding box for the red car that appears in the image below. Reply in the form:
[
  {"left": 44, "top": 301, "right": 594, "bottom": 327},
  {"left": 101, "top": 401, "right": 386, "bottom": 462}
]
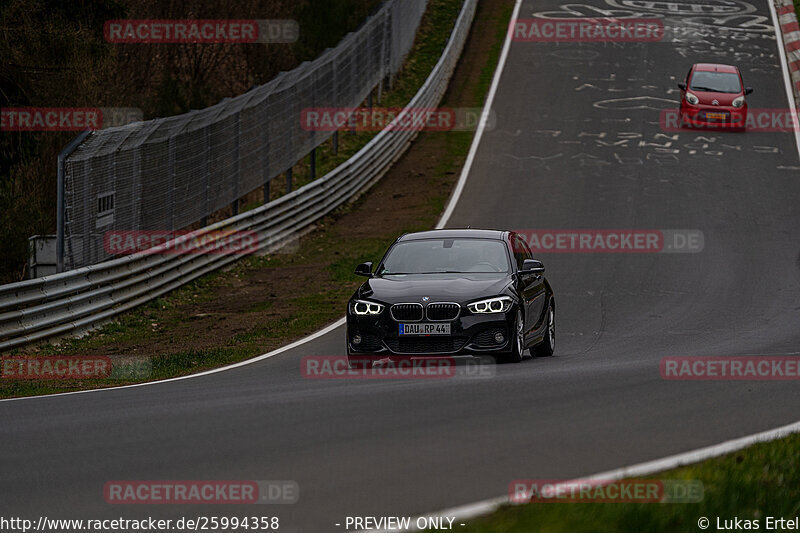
[{"left": 678, "top": 63, "right": 752, "bottom": 131}]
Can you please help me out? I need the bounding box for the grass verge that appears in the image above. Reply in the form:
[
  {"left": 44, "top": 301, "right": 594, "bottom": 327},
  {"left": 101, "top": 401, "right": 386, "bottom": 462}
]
[
  {"left": 450, "top": 433, "right": 800, "bottom": 533},
  {"left": 1, "top": 0, "right": 515, "bottom": 398}
]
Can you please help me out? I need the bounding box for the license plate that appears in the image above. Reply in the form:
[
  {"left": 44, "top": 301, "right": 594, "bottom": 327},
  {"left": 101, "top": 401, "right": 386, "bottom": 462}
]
[
  {"left": 706, "top": 112, "right": 726, "bottom": 120},
  {"left": 399, "top": 323, "right": 451, "bottom": 335}
]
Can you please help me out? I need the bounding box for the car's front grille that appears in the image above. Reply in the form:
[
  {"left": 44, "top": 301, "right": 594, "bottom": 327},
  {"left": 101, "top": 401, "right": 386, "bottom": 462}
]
[
  {"left": 426, "top": 303, "right": 460, "bottom": 321},
  {"left": 385, "top": 337, "right": 467, "bottom": 354},
  {"left": 391, "top": 303, "right": 424, "bottom": 322},
  {"left": 472, "top": 328, "right": 507, "bottom": 347}
]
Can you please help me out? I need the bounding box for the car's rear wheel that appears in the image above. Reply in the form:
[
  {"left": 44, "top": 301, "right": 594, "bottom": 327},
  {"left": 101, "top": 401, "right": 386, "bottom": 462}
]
[
  {"left": 533, "top": 303, "right": 555, "bottom": 357},
  {"left": 496, "top": 310, "right": 524, "bottom": 364}
]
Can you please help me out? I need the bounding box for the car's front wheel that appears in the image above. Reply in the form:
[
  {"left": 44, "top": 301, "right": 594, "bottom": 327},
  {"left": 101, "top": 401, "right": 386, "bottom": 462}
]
[
  {"left": 532, "top": 303, "right": 555, "bottom": 357},
  {"left": 495, "top": 309, "right": 524, "bottom": 364}
]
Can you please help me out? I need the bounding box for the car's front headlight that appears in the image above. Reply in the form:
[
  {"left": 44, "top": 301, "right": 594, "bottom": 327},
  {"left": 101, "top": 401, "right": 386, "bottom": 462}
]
[
  {"left": 350, "top": 299, "right": 384, "bottom": 316},
  {"left": 732, "top": 96, "right": 745, "bottom": 108},
  {"left": 685, "top": 92, "right": 699, "bottom": 105},
  {"left": 467, "top": 296, "right": 513, "bottom": 314}
]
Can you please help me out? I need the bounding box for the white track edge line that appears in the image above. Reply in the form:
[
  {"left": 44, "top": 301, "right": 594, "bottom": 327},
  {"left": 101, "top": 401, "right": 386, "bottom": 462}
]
[
  {"left": 368, "top": 419, "right": 800, "bottom": 533},
  {"left": 359, "top": 1, "right": 800, "bottom": 530},
  {"left": 2, "top": 0, "right": 519, "bottom": 404},
  {"left": 0, "top": 318, "right": 346, "bottom": 403},
  {"left": 768, "top": 0, "right": 800, "bottom": 161},
  {"left": 436, "top": 0, "right": 523, "bottom": 229}
]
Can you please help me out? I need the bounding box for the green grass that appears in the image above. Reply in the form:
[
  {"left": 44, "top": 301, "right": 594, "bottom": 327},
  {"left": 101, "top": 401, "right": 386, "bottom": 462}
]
[
  {"left": 450, "top": 433, "right": 800, "bottom": 533},
  {"left": 279, "top": 0, "right": 468, "bottom": 194},
  {"left": 1, "top": 0, "right": 512, "bottom": 399}
]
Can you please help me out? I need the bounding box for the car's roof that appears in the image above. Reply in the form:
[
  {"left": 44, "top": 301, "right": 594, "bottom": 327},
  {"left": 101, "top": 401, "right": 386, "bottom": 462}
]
[
  {"left": 398, "top": 228, "right": 507, "bottom": 241},
  {"left": 693, "top": 63, "right": 739, "bottom": 73}
]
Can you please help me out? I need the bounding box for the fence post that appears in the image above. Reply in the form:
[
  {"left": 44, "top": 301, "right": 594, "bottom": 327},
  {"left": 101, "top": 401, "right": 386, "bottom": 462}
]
[
  {"left": 286, "top": 168, "right": 293, "bottom": 193},
  {"left": 202, "top": 127, "right": 210, "bottom": 227},
  {"left": 232, "top": 114, "right": 240, "bottom": 215},
  {"left": 332, "top": 131, "right": 338, "bottom": 155},
  {"left": 262, "top": 100, "right": 271, "bottom": 204},
  {"left": 168, "top": 136, "right": 176, "bottom": 230},
  {"left": 56, "top": 130, "right": 91, "bottom": 273},
  {"left": 310, "top": 148, "right": 317, "bottom": 180}
]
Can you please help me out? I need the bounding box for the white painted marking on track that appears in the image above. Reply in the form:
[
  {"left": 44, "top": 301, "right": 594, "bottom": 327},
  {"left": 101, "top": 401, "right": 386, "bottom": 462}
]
[
  {"left": 437, "top": 0, "right": 524, "bottom": 229},
  {"left": 0, "top": 318, "right": 347, "bottom": 402},
  {"left": 366, "top": 419, "right": 800, "bottom": 533},
  {"left": 3, "top": 0, "right": 524, "bottom": 403}
]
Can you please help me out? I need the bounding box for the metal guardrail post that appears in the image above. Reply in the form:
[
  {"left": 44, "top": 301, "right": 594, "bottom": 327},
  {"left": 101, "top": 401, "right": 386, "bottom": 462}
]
[
  {"left": 56, "top": 130, "right": 91, "bottom": 273},
  {"left": 310, "top": 148, "right": 317, "bottom": 180},
  {"left": 286, "top": 168, "right": 293, "bottom": 193},
  {"left": 0, "top": 0, "right": 477, "bottom": 351}
]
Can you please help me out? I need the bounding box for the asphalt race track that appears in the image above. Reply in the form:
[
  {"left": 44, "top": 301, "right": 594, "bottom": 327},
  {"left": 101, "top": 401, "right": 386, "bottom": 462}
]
[{"left": 2, "top": 1, "right": 800, "bottom": 531}]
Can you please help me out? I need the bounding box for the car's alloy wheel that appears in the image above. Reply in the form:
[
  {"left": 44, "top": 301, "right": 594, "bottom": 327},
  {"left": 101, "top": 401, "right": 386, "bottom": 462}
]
[{"left": 497, "top": 310, "right": 524, "bottom": 364}]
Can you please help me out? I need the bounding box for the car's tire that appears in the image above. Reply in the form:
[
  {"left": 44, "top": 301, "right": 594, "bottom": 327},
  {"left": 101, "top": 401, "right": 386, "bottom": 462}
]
[
  {"left": 532, "top": 303, "right": 555, "bottom": 357},
  {"left": 496, "top": 310, "right": 524, "bottom": 364}
]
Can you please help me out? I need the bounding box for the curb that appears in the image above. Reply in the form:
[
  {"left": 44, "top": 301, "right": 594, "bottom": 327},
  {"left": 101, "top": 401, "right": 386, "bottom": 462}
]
[{"left": 775, "top": 0, "right": 800, "bottom": 105}]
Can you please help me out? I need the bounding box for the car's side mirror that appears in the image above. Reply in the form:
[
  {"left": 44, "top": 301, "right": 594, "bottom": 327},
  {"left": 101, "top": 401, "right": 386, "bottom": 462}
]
[
  {"left": 677, "top": 82, "right": 687, "bottom": 90},
  {"left": 354, "top": 262, "right": 373, "bottom": 277},
  {"left": 521, "top": 259, "right": 545, "bottom": 275},
  {"left": 745, "top": 87, "right": 754, "bottom": 95}
]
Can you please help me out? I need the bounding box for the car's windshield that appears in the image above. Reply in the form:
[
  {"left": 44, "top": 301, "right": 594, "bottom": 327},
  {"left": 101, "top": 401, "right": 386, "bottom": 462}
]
[
  {"left": 689, "top": 71, "right": 741, "bottom": 93},
  {"left": 377, "top": 238, "right": 510, "bottom": 275}
]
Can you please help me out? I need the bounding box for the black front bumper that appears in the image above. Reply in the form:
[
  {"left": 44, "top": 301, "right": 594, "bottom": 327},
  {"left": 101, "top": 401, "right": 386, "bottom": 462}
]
[{"left": 346, "top": 306, "right": 516, "bottom": 357}]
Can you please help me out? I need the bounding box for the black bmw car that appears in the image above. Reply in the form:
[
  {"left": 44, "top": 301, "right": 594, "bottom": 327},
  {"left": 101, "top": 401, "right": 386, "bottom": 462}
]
[{"left": 346, "top": 229, "right": 555, "bottom": 366}]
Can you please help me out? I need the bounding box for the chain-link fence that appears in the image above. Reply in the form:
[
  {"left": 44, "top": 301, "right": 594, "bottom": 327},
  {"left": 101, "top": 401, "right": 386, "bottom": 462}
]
[{"left": 61, "top": 0, "right": 428, "bottom": 270}]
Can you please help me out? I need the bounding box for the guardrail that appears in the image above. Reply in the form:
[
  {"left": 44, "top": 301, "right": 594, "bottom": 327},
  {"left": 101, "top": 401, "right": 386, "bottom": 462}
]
[
  {"left": 0, "top": 0, "right": 477, "bottom": 352},
  {"left": 61, "top": 0, "right": 430, "bottom": 272}
]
